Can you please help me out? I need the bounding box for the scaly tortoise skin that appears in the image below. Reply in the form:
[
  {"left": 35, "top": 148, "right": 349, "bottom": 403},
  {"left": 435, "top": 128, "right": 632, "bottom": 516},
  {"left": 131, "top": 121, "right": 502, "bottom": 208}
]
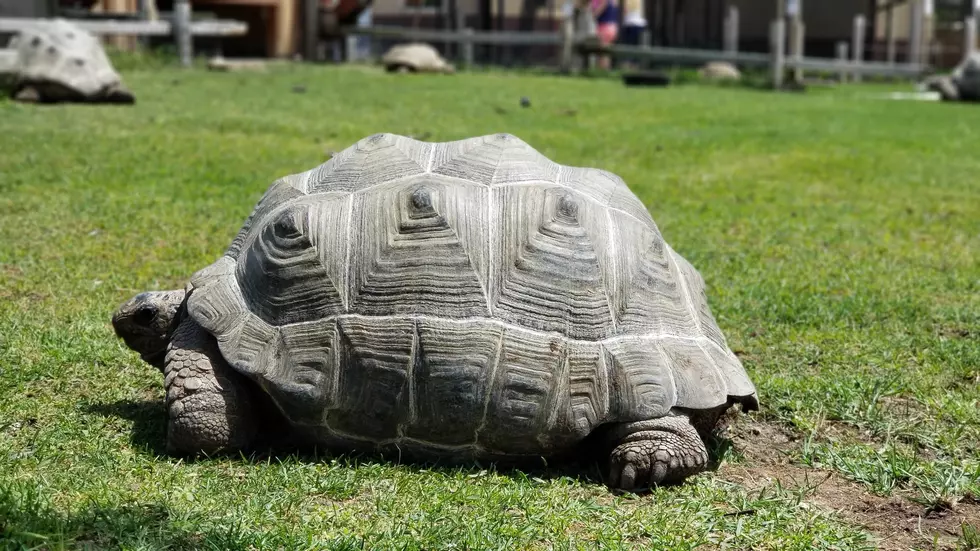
[{"left": 112, "top": 132, "right": 759, "bottom": 491}]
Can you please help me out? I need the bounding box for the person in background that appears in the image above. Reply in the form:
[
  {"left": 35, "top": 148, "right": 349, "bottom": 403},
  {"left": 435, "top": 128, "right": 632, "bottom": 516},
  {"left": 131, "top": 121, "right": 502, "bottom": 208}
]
[
  {"left": 590, "top": 0, "right": 619, "bottom": 70},
  {"left": 619, "top": 0, "right": 646, "bottom": 69}
]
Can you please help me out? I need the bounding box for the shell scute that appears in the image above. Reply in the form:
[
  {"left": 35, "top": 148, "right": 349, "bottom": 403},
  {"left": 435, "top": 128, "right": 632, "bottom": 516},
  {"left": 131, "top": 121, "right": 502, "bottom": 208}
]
[
  {"left": 477, "top": 326, "right": 565, "bottom": 453},
  {"left": 604, "top": 338, "right": 676, "bottom": 421},
  {"left": 327, "top": 317, "right": 414, "bottom": 440},
  {"left": 490, "top": 184, "right": 615, "bottom": 339},
  {"left": 307, "top": 133, "right": 432, "bottom": 194},
  {"left": 349, "top": 176, "right": 490, "bottom": 318},
  {"left": 406, "top": 318, "right": 502, "bottom": 445}
]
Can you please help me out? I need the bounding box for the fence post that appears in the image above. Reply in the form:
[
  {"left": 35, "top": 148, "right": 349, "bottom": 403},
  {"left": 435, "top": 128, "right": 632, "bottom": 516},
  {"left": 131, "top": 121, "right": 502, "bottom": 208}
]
[
  {"left": 770, "top": 18, "right": 786, "bottom": 89},
  {"left": 462, "top": 27, "right": 474, "bottom": 68},
  {"left": 923, "top": 0, "right": 934, "bottom": 66},
  {"left": 454, "top": 0, "right": 464, "bottom": 60},
  {"left": 559, "top": 15, "right": 574, "bottom": 73},
  {"left": 789, "top": 21, "right": 804, "bottom": 82},
  {"left": 885, "top": 2, "right": 896, "bottom": 64},
  {"left": 173, "top": 0, "right": 192, "bottom": 67},
  {"left": 965, "top": 14, "right": 977, "bottom": 62},
  {"left": 136, "top": 0, "right": 156, "bottom": 49},
  {"left": 909, "top": 0, "right": 923, "bottom": 67},
  {"left": 303, "top": 0, "right": 319, "bottom": 61},
  {"left": 852, "top": 14, "right": 866, "bottom": 82},
  {"left": 723, "top": 6, "right": 739, "bottom": 54},
  {"left": 345, "top": 33, "right": 358, "bottom": 62},
  {"left": 836, "top": 41, "right": 849, "bottom": 83}
]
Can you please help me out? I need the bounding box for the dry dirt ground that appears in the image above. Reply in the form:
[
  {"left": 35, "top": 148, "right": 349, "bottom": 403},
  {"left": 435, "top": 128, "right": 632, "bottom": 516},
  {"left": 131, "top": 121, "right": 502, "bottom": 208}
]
[{"left": 719, "top": 420, "right": 979, "bottom": 551}]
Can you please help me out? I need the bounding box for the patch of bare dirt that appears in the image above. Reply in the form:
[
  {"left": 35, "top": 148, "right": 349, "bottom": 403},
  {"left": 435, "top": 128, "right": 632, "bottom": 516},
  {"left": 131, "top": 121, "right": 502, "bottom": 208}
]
[
  {"left": 879, "top": 395, "right": 926, "bottom": 418},
  {"left": 720, "top": 418, "right": 979, "bottom": 551},
  {"left": 938, "top": 325, "right": 973, "bottom": 339},
  {"left": 819, "top": 420, "right": 880, "bottom": 447}
]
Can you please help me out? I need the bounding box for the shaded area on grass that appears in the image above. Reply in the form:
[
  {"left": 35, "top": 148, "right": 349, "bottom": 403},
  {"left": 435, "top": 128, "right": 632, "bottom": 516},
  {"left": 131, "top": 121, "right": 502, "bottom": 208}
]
[
  {"left": 0, "top": 481, "right": 367, "bottom": 551},
  {"left": 83, "top": 396, "right": 738, "bottom": 494},
  {"left": 86, "top": 399, "right": 169, "bottom": 457}
]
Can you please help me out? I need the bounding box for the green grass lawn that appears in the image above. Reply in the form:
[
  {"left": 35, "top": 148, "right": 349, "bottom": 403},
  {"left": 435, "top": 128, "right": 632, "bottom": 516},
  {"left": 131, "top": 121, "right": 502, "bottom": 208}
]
[{"left": 0, "top": 62, "right": 978, "bottom": 551}]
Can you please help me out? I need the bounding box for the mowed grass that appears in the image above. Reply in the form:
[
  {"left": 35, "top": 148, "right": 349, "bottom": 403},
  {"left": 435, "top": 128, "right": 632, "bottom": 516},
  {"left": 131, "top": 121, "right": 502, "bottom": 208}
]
[{"left": 0, "top": 62, "right": 978, "bottom": 550}]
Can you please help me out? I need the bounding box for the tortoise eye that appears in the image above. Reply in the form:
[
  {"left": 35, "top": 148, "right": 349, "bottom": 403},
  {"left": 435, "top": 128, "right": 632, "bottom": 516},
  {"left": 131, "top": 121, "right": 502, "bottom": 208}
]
[{"left": 133, "top": 305, "right": 157, "bottom": 326}]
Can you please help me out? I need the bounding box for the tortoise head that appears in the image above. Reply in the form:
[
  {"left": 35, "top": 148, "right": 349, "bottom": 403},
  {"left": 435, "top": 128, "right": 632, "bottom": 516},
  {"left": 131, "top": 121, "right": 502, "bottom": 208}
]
[{"left": 111, "top": 290, "right": 187, "bottom": 369}]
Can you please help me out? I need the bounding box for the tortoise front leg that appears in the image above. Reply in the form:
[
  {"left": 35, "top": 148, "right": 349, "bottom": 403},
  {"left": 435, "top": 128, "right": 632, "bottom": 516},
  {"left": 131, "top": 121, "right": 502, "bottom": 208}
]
[
  {"left": 606, "top": 414, "right": 709, "bottom": 491},
  {"left": 163, "top": 317, "right": 257, "bottom": 455},
  {"left": 12, "top": 86, "right": 41, "bottom": 103}
]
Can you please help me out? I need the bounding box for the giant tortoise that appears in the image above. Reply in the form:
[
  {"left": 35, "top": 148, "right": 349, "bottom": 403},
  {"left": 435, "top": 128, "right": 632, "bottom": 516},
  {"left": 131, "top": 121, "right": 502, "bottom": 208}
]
[
  {"left": 3, "top": 18, "right": 134, "bottom": 104},
  {"left": 381, "top": 43, "right": 455, "bottom": 74},
  {"left": 111, "top": 132, "right": 759, "bottom": 491}
]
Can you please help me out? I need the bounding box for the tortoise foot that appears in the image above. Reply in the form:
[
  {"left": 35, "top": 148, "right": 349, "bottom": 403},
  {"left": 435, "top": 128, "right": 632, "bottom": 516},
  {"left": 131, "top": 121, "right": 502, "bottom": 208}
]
[
  {"left": 607, "top": 415, "right": 709, "bottom": 492},
  {"left": 163, "top": 317, "right": 257, "bottom": 456},
  {"left": 103, "top": 84, "right": 136, "bottom": 104},
  {"left": 13, "top": 86, "right": 41, "bottom": 103}
]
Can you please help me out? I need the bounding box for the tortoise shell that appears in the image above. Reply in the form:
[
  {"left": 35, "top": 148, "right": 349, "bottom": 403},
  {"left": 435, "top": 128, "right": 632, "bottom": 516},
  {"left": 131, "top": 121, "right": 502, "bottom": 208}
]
[
  {"left": 186, "top": 133, "right": 757, "bottom": 456},
  {"left": 8, "top": 19, "right": 127, "bottom": 100},
  {"left": 381, "top": 43, "right": 455, "bottom": 74}
]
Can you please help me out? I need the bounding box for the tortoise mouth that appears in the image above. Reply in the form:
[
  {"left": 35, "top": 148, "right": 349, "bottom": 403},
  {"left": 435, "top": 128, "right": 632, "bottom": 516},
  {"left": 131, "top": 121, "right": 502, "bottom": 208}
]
[{"left": 141, "top": 348, "right": 169, "bottom": 370}]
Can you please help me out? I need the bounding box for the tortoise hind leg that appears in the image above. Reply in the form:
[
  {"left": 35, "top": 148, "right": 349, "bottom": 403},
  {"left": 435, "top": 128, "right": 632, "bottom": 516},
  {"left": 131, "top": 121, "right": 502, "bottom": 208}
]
[
  {"left": 164, "top": 317, "right": 258, "bottom": 455},
  {"left": 102, "top": 84, "right": 136, "bottom": 104},
  {"left": 606, "top": 414, "right": 709, "bottom": 491}
]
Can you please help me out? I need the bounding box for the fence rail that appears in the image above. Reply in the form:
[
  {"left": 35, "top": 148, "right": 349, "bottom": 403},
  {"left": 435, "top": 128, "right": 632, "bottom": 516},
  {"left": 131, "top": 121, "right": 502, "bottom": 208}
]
[
  {"left": 0, "top": 17, "right": 248, "bottom": 37},
  {"left": 1, "top": 14, "right": 933, "bottom": 82},
  {"left": 345, "top": 25, "right": 568, "bottom": 46}
]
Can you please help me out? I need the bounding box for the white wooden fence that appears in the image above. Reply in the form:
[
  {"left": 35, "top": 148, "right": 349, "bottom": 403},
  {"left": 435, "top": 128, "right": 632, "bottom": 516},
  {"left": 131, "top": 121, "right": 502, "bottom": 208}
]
[
  {"left": 6, "top": 3, "right": 970, "bottom": 84},
  {"left": 343, "top": 18, "right": 930, "bottom": 86}
]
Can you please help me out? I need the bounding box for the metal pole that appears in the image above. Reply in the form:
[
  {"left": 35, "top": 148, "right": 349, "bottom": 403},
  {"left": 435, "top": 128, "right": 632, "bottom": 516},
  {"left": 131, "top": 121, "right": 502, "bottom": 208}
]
[
  {"left": 441, "top": 0, "right": 452, "bottom": 59},
  {"left": 638, "top": 27, "right": 651, "bottom": 69},
  {"left": 923, "top": 0, "right": 934, "bottom": 66},
  {"left": 174, "top": 0, "right": 192, "bottom": 67},
  {"left": 852, "top": 14, "right": 866, "bottom": 82},
  {"left": 304, "top": 0, "right": 318, "bottom": 62},
  {"left": 463, "top": 27, "right": 475, "bottom": 67},
  {"left": 724, "top": 5, "right": 739, "bottom": 54},
  {"left": 885, "top": 2, "right": 896, "bottom": 64},
  {"left": 770, "top": 18, "right": 785, "bottom": 89},
  {"left": 965, "top": 14, "right": 977, "bottom": 62},
  {"left": 454, "top": 0, "right": 464, "bottom": 60}
]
